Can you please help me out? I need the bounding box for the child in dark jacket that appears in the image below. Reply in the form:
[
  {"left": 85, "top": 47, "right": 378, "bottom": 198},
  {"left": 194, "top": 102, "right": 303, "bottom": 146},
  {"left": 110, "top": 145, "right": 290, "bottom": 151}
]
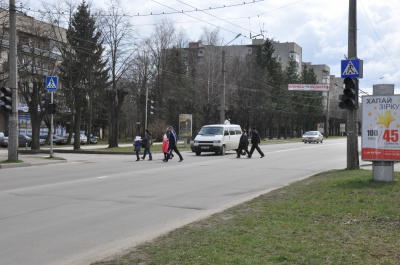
[{"left": 133, "top": 136, "right": 142, "bottom": 161}]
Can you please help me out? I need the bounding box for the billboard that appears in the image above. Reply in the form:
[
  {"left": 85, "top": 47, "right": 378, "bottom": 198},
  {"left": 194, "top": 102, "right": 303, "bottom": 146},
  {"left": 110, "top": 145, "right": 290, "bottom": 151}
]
[
  {"left": 179, "top": 114, "right": 192, "bottom": 138},
  {"left": 362, "top": 95, "right": 400, "bottom": 161},
  {"left": 288, "top": 84, "right": 329, "bottom": 91}
]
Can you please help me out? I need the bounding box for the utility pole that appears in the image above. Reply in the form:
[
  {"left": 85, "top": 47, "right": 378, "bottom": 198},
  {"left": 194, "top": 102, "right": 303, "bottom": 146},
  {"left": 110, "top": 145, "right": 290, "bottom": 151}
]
[
  {"left": 220, "top": 33, "right": 241, "bottom": 124},
  {"left": 347, "top": 0, "right": 359, "bottom": 169},
  {"left": 7, "top": 0, "right": 18, "bottom": 161},
  {"left": 220, "top": 49, "right": 226, "bottom": 124}
]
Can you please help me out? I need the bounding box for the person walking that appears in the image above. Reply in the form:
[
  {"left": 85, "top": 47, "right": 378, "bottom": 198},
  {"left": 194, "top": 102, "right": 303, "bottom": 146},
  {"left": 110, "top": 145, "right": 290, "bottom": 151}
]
[
  {"left": 141, "top": 129, "right": 153, "bottom": 161},
  {"left": 167, "top": 126, "right": 183, "bottom": 162},
  {"left": 166, "top": 129, "right": 174, "bottom": 159},
  {"left": 133, "top": 136, "right": 142, "bottom": 161},
  {"left": 236, "top": 129, "right": 250, "bottom": 158},
  {"left": 162, "top": 134, "right": 170, "bottom": 162},
  {"left": 248, "top": 127, "right": 265, "bottom": 158}
]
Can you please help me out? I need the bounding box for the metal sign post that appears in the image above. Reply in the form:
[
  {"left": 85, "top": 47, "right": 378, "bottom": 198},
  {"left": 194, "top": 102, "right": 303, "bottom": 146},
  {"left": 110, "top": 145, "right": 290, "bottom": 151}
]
[{"left": 46, "top": 76, "right": 58, "bottom": 158}]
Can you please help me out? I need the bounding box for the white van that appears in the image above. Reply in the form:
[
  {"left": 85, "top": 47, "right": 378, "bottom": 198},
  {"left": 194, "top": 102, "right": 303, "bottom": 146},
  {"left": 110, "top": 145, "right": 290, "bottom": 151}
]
[{"left": 193, "top": 124, "right": 241, "bottom": 156}]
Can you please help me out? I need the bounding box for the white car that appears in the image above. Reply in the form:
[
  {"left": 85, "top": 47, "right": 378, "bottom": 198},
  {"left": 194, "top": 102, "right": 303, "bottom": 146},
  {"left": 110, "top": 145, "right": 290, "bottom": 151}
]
[
  {"left": 302, "top": 131, "right": 323, "bottom": 144},
  {"left": 0, "top": 132, "right": 8, "bottom": 147},
  {"left": 80, "top": 134, "right": 87, "bottom": 144},
  {"left": 192, "top": 124, "right": 241, "bottom": 156},
  {"left": 64, "top": 134, "right": 87, "bottom": 145}
]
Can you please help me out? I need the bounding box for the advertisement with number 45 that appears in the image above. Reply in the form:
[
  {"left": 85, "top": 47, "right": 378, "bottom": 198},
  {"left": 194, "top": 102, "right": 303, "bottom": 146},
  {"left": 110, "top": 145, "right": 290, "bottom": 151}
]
[{"left": 362, "top": 95, "right": 400, "bottom": 161}]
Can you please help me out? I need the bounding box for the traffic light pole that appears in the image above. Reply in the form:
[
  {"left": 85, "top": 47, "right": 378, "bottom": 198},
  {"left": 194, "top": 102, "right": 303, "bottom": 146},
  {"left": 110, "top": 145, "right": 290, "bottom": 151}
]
[
  {"left": 347, "top": 0, "right": 359, "bottom": 170},
  {"left": 145, "top": 83, "right": 148, "bottom": 130},
  {"left": 50, "top": 91, "right": 54, "bottom": 157},
  {"left": 7, "top": 0, "right": 18, "bottom": 161}
]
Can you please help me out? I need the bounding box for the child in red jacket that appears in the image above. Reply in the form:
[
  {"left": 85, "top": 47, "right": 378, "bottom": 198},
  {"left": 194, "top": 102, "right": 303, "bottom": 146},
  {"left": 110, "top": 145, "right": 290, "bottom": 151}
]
[{"left": 162, "top": 134, "right": 170, "bottom": 162}]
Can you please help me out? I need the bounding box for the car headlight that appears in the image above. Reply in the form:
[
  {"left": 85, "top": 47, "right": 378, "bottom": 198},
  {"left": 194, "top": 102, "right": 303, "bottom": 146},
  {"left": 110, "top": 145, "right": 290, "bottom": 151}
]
[
  {"left": 194, "top": 140, "right": 199, "bottom": 143},
  {"left": 213, "top": 140, "right": 221, "bottom": 143}
]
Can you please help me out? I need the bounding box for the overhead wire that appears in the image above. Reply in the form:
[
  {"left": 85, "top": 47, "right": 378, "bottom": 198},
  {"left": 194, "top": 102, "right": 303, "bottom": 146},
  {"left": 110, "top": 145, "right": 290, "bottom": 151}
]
[
  {"left": 19, "top": 0, "right": 264, "bottom": 18},
  {"left": 359, "top": 0, "right": 399, "bottom": 73},
  {"left": 176, "top": 0, "right": 258, "bottom": 38},
  {"left": 150, "top": 0, "right": 241, "bottom": 36}
]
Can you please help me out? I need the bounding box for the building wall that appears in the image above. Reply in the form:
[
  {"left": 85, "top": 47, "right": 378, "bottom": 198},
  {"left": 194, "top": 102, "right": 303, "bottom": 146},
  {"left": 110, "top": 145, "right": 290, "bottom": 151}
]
[
  {"left": 271, "top": 41, "right": 303, "bottom": 73},
  {"left": 0, "top": 8, "right": 66, "bottom": 133},
  {"left": 187, "top": 39, "right": 303, "bottom": 73}
]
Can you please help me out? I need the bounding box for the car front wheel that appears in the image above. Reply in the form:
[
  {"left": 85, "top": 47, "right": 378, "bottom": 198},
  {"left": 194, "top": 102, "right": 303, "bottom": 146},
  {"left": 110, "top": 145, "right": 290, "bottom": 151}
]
[{"left": 220, "top": 145, "right": 226, "bottom": 156}]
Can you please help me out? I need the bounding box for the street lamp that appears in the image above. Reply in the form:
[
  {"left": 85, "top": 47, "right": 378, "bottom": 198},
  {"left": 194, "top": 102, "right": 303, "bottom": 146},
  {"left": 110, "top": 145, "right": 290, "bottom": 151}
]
[{"left": 220, "top": 33, "right": 241, "bottom": 124}]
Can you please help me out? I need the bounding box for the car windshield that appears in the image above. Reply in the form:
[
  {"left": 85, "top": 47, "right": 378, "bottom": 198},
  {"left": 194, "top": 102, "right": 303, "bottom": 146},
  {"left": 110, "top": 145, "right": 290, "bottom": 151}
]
[
  {"left": 198, "top": 127, "right": 223, "bottom": 135},
  {"left": 305, "top": 131, "right": 318, "bottom": 136}
]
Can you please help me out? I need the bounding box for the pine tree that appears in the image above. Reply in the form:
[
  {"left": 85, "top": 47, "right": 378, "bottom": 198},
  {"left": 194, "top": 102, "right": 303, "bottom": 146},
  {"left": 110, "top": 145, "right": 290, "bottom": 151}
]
[{"left": 60, "top": 1, "right": 108, "bottom": 149}]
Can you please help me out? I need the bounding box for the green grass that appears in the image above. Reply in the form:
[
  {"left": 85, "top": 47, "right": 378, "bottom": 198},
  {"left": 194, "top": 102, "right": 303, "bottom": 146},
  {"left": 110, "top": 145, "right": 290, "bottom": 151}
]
[{"left": 92, "top": 169, "right": 400, "bottom": 265}]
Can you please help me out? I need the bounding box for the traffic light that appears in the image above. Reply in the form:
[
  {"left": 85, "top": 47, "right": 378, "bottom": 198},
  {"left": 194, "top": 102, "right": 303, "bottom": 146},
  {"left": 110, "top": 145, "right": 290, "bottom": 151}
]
[
  {"left": 0, "top": 87, "right": 12, "bottom": 113},
  {"left": 147, "top": 99, "right": 154, "bottom": 115},
  {"left": 339, "top": 77, "right": 358, "bottom": 109},
  {"left": 48, "top": 103, "right": 56, "bottom": 114},
  {"left": 41, "top": 92, "right": 51, "bottom": 113}
]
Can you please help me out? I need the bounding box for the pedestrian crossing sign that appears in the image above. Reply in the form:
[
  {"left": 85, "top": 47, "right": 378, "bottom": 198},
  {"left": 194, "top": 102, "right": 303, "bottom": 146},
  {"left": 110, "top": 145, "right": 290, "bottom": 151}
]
[
  {"left": 341, "top": 59, "right": 362, "bottom": 78},
  {"left": 46, "top": 76, "right": 58, "bottom": 91}
]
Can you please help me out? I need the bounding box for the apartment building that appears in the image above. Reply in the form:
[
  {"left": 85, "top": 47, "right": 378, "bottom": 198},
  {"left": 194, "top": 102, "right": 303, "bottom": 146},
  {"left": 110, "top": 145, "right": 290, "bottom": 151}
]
[{"left": 0, "top": 8, "right": 66, "bottom": 135}]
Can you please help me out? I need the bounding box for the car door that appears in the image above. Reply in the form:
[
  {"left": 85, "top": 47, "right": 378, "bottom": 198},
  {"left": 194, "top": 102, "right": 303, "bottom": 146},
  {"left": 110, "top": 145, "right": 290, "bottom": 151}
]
[{"left": 18, "top": 135, "right": 24, "bottom": 147}]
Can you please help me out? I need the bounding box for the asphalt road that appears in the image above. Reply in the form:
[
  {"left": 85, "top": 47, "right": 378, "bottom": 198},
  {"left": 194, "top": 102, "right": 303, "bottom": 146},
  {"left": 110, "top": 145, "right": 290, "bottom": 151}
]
[{"left": 0, "top": 138, "right": 347, "bottom": 265}]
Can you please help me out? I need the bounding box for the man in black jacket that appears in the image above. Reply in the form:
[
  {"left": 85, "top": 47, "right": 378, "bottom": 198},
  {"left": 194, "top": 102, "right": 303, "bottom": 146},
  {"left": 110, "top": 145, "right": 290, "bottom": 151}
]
[
  {"left": 248, "top": 127, "right": 265, "bottom": 158},
  {"left": 167, "top": 126, "right": 183, "bottom": 162},
  {"left": 236, "top": 129, "right": 250, "bottom": 158}
]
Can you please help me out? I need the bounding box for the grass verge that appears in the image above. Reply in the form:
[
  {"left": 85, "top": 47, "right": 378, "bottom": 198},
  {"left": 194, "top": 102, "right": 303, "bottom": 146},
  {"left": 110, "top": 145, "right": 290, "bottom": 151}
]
[{"left": 93, "top": 169, "right": 399, "bottom": 265}]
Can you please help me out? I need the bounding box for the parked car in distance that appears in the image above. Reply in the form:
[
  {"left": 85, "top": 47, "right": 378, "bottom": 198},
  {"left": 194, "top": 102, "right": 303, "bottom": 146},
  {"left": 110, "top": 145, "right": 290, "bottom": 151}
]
[
  {"left": 18, "top": 134, "right": 32, "bottom": 147},
  {"left": 38, "top": 135, "right": 46, "bottom": 145},
  {"left": 90, "top": 136, "right": 98, "bottom": 144},
  {"left": 0, "top": 132, "right": 8, "bottom": 147},
  {"left": 80, "top": 134, "right": 87, "bottom": 144},
  {"left": 302, "top": 131, "right": 323, "bottom": 144},
  {"left": 53, "top": 135, "right": 67, "bottom": 145},
  {"left": 64, "top": 133, "right": 87, "bottom": 145}
]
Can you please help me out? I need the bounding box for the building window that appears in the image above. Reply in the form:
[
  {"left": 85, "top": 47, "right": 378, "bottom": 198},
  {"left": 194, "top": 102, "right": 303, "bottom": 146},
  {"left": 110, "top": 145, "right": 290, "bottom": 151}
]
[{"left": 289, "top": 51, "right": 299, "bottom": 62}]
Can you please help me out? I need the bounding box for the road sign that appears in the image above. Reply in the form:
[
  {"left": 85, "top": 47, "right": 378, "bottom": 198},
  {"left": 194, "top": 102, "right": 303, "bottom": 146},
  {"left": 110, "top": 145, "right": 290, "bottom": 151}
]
[
  {"left": 341, "top": 59, "right": 362, "bottom": 78},
  {"left": 46, "top": 76, "right": 58, "bottom": 91}
]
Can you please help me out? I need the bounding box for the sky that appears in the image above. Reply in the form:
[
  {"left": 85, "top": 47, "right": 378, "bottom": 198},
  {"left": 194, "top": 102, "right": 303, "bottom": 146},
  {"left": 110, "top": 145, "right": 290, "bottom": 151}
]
[{"left": 24, "top": 0, "right": 400, "bottom": 96}]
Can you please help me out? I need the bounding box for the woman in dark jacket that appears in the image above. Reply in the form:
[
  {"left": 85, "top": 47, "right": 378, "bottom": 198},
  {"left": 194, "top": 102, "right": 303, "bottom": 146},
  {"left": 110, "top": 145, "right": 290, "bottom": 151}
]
[
  {"left": 236, "top": 129, "right": 250, "bottom": 158},
  {"left": 141, "top": 129, "right": 153, "bottom": 161}
]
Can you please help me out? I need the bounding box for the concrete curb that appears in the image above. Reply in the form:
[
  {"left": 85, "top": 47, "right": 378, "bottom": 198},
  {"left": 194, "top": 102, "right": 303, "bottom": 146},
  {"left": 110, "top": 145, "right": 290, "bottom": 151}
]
[{"left": 0, "top": 162, "right": 31, "bottom": 169}]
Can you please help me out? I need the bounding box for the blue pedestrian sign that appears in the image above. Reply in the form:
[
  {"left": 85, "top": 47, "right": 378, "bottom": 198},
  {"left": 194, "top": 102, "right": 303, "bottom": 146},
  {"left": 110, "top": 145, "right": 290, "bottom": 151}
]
[
  {"left": 46, "top": 76, "right": 58, "bottom": 91},
  {"left": 341, "top": 59, "right": 363, "bottom": 78}
]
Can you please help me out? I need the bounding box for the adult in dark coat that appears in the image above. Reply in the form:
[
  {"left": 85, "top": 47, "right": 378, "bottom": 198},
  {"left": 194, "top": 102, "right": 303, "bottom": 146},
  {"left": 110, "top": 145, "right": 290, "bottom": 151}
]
[
  {"left": 236, "top": 129, "right": 250, "bottom": 158},
  {"left": 168, "top": 126, "right": 183, "bottom": 162},
  {"left": 141, "top": 129, "right": 153, "bottom": 160},
  {"left": 248, "top": 127, "right": 265, "bottom": 158}
]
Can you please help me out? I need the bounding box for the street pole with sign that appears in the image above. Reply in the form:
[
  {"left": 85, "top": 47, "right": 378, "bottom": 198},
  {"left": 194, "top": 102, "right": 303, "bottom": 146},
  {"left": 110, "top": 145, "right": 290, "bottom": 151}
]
[{"left": 46, "top": 76, "right": 58, "bottom": 157}]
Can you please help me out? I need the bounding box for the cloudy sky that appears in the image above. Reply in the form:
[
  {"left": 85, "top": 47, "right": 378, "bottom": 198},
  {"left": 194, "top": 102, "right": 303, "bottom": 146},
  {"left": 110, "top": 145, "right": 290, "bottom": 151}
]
[{"left": 26, "top": 0, "right": 400, "bottom": 95}]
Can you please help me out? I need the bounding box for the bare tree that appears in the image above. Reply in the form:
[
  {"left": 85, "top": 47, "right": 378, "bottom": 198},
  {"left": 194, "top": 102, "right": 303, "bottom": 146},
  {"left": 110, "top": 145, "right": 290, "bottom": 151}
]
[
  {"left": 194, "top": 27, "right": 223, "bottom": 125},
  {"left": 3, "top": 8, "right": 66, "bottom": 149},
  {"left": 99, "top": 0, "right": 135, "bottom": 147}
]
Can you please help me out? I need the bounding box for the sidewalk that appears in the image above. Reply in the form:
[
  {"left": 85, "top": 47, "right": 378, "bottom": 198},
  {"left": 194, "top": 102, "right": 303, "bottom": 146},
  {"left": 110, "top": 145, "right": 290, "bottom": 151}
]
[{"left": 0, "top": 150, "right": 67, "bottom": 169}]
